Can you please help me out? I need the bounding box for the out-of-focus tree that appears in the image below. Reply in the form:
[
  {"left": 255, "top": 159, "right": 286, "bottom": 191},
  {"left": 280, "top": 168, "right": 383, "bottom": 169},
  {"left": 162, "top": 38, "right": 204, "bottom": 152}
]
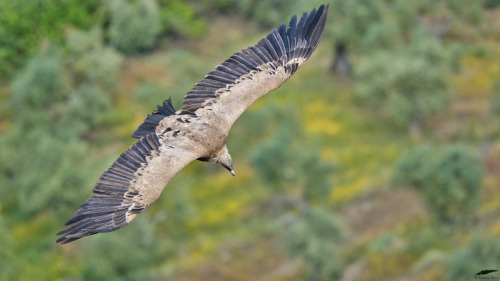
[
  {"left": 108, "top": 0, "right": 161, "bottom": 53},
  {"left": 65, "top": 28, "right": 123, "bottom": 132},
  {"left": 0, "top": 26, "right": 122, "bottom": 217},
  {"left": 0, "top": 25, "right": 151, "bottom": 280},
  {"left": 251, "top": 111, "right": 335, "bottom": 203},
  {"left": 482, "top": 0, "right": 500, "bottom": 9},
  {"left": 66, "top": 28, "right": 122, "bottom": 92},
  {"left": 356, "top": 29, "right": 452, "bottom": 136},
  {"left": 78, "top": 218, "right": 161, "bottom": 281},
  {"left": 492, "top": 81, "right": 500, "bottom": 119},
  {"left": 298, "top": 145, "right": 336, "bottom": 203},
  {"left": 250, "top": 106, "right": 302, "bottom": 190},
  {"left": 0, "top": 0, "right": 103, "bottom": 79},
  {"left": 186, "top": 0, "right": 238, "bottom": 14},
  {"left": 328, "top": 0, "right": 483, "bottom": 76},
  {"left": 329, "top": 0, "right": 399, "bottom": 53},
  {"left": 278, "top": 207, "right": 346, "bottom": 281},
  {"left": 392, "top": 145, "right": 483, "bottom": 224},
  {"left": 0, "top": 215, "right": 13, "bottom": 280},
  {"left": 157, "top": 0, "right": 207, "bottom": 39},
  {"left": 233, "top": 0, "right": 325, "bottom": 28},
  {"left": 0, "top": 46, "right": 88, "bottom": 217},
  {"left": 328, "top": 0, "right": 401, "bottom": 76},
  {"left": 329, "top": 0, "right": 484, "bottom": 51},
  {"left": 251, "top": 127, "right": 295, "bottom": 190},
  {"left": 0, "top": 0, "right": 218, "bottom": 79},
  {"left": 251, "top": 107, "right": 343, "bottom": 280},
  {"left": 236, "top": 0, "right": 292, "bottom": 27}
]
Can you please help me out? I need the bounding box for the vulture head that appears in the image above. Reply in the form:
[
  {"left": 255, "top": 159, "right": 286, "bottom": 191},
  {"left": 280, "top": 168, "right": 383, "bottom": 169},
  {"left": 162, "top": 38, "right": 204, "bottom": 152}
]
[{"left": 216, "top": 145, "right": 234, "bottom": 176}]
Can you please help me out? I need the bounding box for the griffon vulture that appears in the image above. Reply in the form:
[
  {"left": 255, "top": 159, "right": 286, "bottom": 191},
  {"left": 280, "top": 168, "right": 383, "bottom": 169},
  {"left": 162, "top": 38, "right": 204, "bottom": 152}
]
[{"left": 57, "top": 4, "right": 329, "bottom": 243}]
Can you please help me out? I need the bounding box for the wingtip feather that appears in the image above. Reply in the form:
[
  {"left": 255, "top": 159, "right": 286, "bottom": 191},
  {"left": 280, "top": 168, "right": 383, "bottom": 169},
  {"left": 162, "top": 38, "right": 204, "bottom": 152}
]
[
  {"left": 180, "top": 4, "right": 329, "bottom": 118},
  {"left": 57, "top": 134, "right": 162, "bottom": 244}
]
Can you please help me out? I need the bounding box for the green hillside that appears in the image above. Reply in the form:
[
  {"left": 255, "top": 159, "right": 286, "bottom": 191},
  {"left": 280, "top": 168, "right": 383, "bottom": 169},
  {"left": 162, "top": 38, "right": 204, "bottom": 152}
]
[{"left": 1, "top": 1, "right": 499, "bottom": 280}]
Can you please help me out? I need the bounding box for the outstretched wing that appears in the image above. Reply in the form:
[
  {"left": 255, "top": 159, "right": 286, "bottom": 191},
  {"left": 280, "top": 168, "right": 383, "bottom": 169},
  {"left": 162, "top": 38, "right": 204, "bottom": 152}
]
[
  {"left": 57, "top": 134, "right": 198, "bottom": 244},
  {"left": 181, "top": 4, "right": 329, "bottom": 132}
]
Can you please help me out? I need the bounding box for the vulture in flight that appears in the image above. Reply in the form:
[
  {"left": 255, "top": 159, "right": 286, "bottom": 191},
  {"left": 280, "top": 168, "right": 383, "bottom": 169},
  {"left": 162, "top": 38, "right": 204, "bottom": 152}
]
[{"left": 57, "top": 4, "right": 329, "bottom": 244}]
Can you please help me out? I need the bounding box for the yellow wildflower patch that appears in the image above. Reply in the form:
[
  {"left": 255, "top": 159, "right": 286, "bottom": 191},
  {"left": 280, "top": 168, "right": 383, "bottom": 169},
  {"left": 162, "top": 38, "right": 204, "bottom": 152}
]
[
  {"left": 452, "top": 54, "right": 500, "bottom": 98},
  {"left": 331, "top": 177, "right": 370, "bottom": 203},
  {"left": 304, "top": 99, "right": 341, "bottom": 137}
]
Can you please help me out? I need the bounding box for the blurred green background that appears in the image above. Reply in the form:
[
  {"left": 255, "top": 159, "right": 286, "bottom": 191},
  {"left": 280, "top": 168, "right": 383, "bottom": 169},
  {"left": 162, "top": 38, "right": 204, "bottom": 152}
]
[{"left": 1, "top": 0, "right": 500, "bottom": 280}]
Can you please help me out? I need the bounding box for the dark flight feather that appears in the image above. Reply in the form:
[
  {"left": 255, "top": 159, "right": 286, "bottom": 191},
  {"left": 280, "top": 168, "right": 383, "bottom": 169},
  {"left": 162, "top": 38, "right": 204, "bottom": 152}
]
[
  {"left": 132, "top": 97, "right": 176, "bottom": 139},
  {"left": 56, "top": 134, "right": 161, "bottom": 244},
  {"left": 181, "top": 4, "right": 329, "bottom": 114}
]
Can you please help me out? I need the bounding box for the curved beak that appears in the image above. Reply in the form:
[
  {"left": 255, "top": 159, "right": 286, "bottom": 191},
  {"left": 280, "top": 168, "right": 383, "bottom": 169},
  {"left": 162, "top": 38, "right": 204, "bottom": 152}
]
[{"left": 221, "top": 162, "right": 235, "bottom": 176}]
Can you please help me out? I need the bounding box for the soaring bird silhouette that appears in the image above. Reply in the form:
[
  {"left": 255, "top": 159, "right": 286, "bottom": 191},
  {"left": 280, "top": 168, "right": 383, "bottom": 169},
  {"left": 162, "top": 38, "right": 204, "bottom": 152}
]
[{"left": 57, "top": 4, "right": 329, "bottom": 244}]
